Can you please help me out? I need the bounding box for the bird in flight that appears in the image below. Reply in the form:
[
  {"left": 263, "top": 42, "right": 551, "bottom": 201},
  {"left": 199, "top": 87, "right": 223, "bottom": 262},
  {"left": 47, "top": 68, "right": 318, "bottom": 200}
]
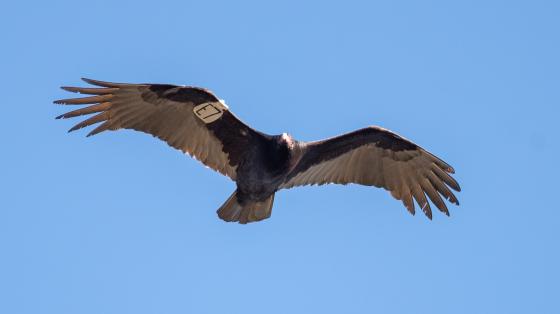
[{"left": 55, "top": 78, "right": 461, "bottom": 224}]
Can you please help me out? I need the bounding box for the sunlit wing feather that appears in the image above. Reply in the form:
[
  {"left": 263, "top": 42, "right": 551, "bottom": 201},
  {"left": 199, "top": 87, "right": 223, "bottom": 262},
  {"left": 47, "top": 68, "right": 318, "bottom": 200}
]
[
  {"left": 281, "top": 127, "right": 461, "bottom": 218},
  {"left": 55, "top": 78, "right": 261, "bottom": 180}
]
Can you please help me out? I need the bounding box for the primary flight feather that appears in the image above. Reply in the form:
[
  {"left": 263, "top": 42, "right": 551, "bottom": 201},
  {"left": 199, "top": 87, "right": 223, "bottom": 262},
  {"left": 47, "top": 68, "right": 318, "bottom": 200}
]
[{"left": 55, "top": 78, "right": 461, "bottom": 224}]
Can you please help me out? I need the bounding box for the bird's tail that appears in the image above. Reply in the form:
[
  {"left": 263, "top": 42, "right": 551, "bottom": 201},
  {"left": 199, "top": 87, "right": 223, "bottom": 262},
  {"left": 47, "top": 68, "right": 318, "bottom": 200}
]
[{"left": 217, "top": 190, "right": 275, "bottom": 224}]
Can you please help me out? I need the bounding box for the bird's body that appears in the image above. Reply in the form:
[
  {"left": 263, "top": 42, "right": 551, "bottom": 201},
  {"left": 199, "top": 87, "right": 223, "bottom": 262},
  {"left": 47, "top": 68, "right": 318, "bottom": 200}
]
[
  {"left": 236, "top": 134, "right": 294, "bottom": 201},
  {"left": 55, "top": 78, "right": 461, "bottom": 224}
]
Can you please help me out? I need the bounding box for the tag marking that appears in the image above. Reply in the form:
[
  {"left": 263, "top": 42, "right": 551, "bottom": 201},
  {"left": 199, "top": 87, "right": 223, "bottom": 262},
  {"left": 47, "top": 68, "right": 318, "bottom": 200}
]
[{"left": 193, "top": 102, "right": 227, "bottom": 124}]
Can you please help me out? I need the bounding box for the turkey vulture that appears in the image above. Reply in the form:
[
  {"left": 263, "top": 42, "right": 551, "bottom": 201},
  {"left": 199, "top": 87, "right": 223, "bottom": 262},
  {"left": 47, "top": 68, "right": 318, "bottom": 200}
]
[{"left": 55, "top": 78, "right": 461, "bottom": 224}]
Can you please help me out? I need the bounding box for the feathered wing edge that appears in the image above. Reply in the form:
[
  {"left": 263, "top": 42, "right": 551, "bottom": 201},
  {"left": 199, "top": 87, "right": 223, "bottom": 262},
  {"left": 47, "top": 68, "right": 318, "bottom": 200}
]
[
  {"left": 281, "top": 127, "right": 461, "bottom": 219},
  {"left": 54, "top": 78, "right": 262, "bottom": 180}
]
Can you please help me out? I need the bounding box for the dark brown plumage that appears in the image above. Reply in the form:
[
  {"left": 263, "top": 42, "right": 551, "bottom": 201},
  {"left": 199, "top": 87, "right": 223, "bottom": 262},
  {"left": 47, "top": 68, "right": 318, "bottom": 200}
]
[{"left": 55, "top": 78, "right": 461, "bottom": 224}]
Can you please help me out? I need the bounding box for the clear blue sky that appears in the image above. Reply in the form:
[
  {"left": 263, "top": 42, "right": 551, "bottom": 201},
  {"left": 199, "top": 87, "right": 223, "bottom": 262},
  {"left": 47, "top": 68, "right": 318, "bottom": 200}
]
[{"left": 1, "top": 1, "right": 558, "bottom": 313}]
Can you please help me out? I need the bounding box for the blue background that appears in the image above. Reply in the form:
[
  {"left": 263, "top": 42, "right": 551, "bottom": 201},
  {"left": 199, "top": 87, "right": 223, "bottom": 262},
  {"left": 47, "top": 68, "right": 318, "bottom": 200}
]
[{"left": 1, "top": 1, "right": 558, "bottom": 313}]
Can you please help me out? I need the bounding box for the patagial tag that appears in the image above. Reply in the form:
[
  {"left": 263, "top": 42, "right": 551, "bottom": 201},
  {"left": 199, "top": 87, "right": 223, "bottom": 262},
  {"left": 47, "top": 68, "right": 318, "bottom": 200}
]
[{"left": 193, "top": 101, "right": 227, "bottom": 124}]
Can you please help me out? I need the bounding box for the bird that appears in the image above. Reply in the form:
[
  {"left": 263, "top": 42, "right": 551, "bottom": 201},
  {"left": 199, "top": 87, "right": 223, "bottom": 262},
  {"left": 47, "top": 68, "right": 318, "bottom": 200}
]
[{"left": 55, "top": 78, "right": 461, "bottom": 224}]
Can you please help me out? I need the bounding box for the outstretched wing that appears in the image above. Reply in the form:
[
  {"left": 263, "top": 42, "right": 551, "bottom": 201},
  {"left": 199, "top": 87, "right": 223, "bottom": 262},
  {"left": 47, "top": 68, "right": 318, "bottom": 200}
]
[
  {"left": 55, "top": 78, "right": 263, "bottom": 180},
  {"left": 281, "top": 127, "right": 461, "bottom": 219}
]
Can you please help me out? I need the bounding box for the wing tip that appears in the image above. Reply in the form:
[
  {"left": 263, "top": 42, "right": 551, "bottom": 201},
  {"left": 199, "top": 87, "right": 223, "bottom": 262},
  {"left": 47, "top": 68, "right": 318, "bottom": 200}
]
[
  {"left": 67, "top": 125, "right": 81, "bottom": 133},
  {"left": 423, "top": 203, "right": 433, "bottom": 220},
  {"left": 81, "top": 77, "right": 124, "bottom": 87},
  {"left": 450, "top": 182, "right": 462, "bottom": 192},
  {"left": 60, "top": 86, "right": 78, "bottom": 93},
  {"left": 407, "top": 207, "right": 415, "bottom": 216},
  {"left": 81, "top": 77, "right": 108, "bottom": 87}
]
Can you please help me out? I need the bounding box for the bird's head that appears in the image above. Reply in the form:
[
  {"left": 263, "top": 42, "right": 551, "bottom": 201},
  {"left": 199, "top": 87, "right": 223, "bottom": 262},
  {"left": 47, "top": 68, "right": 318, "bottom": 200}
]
[{"left": 279, "top": 132, "right": 294, "bottom": 148}]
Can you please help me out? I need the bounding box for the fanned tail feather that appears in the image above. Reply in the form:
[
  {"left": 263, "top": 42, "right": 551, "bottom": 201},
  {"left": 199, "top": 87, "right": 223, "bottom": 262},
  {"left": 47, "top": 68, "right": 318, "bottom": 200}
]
[{"left": 217, "top": 191, "right": 275, "bottom": 224}]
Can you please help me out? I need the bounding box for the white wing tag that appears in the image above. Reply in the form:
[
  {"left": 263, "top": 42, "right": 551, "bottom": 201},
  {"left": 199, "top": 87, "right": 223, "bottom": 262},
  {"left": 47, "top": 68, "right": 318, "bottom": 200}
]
[{"left": 193, "top": 101, "right": 228, "bottom": 124}]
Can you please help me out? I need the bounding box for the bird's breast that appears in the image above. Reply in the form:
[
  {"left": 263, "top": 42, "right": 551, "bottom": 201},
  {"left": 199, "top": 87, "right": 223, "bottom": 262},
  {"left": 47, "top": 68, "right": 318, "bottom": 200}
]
[{"left": 235, "top": 137, "right": 295, "bottom": 199}]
